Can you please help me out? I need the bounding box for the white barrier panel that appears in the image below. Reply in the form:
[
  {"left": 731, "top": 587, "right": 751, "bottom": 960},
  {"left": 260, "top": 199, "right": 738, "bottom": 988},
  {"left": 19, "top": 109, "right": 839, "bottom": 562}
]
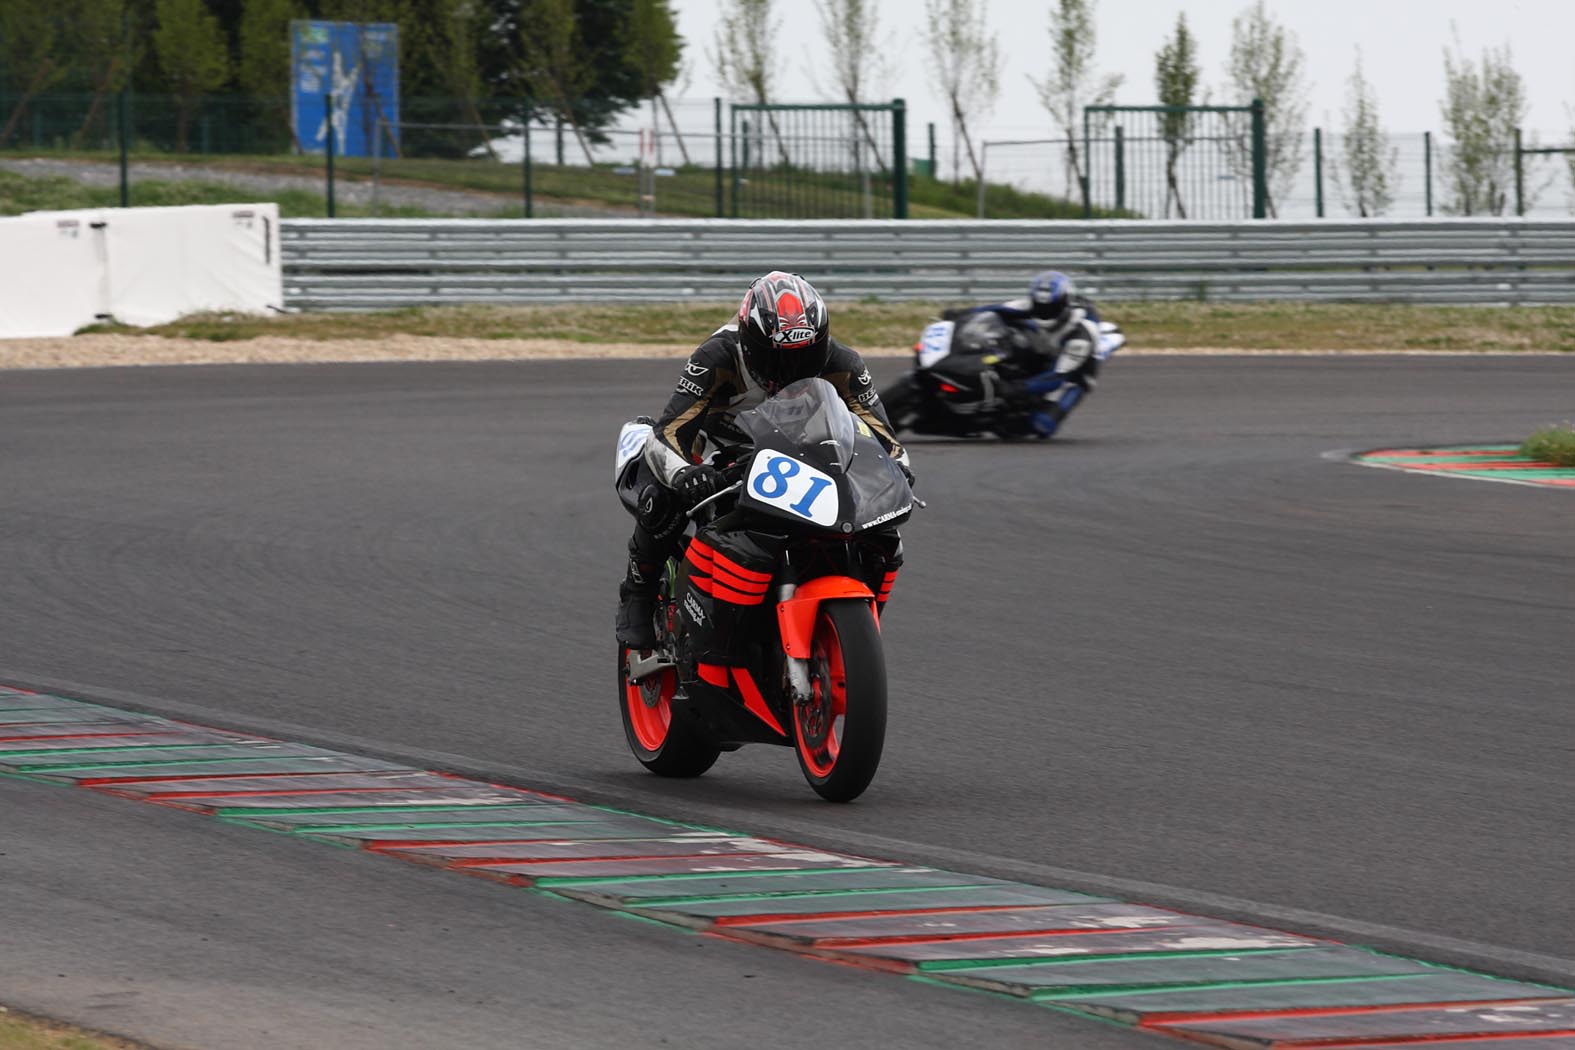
[
  {"left": 0, "top": 203, "right": 283, "bottom": 339},
  {"left": 103, "top": 204, "right": 283, "bottom": 327},
  {"left": 0, "top": 213, "right": 107, "bottom": 338}
]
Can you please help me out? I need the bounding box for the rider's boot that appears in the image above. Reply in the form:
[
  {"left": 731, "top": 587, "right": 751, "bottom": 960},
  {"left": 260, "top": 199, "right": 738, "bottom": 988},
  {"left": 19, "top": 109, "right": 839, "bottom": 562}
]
[{"left": 615, "top": 555, "right": 660, "bottom": 651}]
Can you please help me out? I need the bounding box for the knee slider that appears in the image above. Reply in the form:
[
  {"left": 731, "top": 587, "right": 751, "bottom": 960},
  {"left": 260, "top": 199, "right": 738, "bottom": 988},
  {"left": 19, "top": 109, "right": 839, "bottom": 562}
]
[{"left": 636, "top": 483, "right": 682, "bottom": 538}]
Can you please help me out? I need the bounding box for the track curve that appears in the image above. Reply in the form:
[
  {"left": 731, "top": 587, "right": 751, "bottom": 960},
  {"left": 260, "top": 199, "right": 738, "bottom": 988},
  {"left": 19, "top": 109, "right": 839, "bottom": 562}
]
[{"left": 2, "top": 354, "right": 1571, "bottom": 986}]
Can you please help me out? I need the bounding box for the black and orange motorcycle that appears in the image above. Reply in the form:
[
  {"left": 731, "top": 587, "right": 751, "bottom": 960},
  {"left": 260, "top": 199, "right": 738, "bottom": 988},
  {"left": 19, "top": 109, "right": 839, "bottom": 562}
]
[{"left": 613, "top": 379, "right": 915, "bottom": 802}]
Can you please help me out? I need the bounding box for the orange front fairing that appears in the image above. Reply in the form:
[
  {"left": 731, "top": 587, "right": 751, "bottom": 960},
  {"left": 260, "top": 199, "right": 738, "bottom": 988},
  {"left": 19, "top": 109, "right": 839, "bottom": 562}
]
[{"left": 777, "top": 576, "right": 877, "bottom": 659}]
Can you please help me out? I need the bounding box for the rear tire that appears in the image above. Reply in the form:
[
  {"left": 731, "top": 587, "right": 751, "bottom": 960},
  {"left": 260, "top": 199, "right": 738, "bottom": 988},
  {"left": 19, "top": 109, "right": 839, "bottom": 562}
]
[
  {"left": 793, "top": 600, "right": 887, "bottom": 802},
  {"left": 618, "top": 646, "right": 720, "bottom": 777}
]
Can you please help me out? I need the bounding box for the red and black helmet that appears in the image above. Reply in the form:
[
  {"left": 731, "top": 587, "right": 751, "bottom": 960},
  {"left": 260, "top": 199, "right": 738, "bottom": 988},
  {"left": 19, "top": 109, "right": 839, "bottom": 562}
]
[{"left": 736, "top": 271, "right": 830, "bottom": 393}]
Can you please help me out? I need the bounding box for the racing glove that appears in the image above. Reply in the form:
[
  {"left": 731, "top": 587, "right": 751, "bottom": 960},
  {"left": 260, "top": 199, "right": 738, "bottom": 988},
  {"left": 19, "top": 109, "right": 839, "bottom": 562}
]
[{"left": 674, "top": 464, "right": 726, "bottom": 508}]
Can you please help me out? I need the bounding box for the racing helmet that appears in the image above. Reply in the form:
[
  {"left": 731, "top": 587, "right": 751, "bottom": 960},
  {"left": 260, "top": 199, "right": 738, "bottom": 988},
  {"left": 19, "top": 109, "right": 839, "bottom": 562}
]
[
  {"left": 1027, "top": 270, "right": 1075, "bottom": 325},
  {"left": 737, "top": 271, "right": 830, "bottom": 393}
]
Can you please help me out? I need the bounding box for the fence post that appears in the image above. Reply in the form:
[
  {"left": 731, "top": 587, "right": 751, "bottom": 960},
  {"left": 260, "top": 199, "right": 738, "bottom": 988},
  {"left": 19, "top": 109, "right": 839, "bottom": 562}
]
[
  {"left": 324, "top": 92, "right": 336, "bottom": 218},
  {"left": 892, "top": 98, "right": 908, "bottom": 219},
  {"left": 1250, "top": 98, "right": 1267, "bottom": 219},
  {"left": 928, "top": 121, "right": 936, "bottom": 176},
  {"left": 1513, "top": 127, "right": 1524, "bottom": 217},
  {"left": 976, "top": 142, "right": 988, "bottom": 218},
  {"left": 523, "top": 107, "right": 534, "bottom": 218},
  {"left": 1424, "top": 131, "right": 1433, "bottom": 216},
  {"left": 730, "top": 112, "right": 740, "bottom": 219},
  {"left": 117, "top": 86, "right": 129, "bottom": 207},
  {"left": 1314, "top": 127, "right": 1324, "bottom": 218},
  {"left": 1113, "top": 125, "right": 1125, "bottom": 213},
  {"left": 1081, "top": 108, "right": 1092, "bottom": 219},
  {"left": 713, "top": 97, "right": 723, "bottom": 218}
]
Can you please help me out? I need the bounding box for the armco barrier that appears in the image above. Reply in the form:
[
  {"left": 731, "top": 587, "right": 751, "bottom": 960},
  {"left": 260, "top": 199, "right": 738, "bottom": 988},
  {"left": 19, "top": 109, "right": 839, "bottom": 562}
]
[{"left": 279, "top": 218, "right": 1575, "bottom": 310}]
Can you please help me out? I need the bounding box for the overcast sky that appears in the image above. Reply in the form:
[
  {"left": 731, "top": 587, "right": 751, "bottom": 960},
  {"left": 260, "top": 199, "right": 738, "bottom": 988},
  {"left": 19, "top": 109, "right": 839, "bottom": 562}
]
[{"left": 669, "top": 0, "right": 1575, "bottom": 139}]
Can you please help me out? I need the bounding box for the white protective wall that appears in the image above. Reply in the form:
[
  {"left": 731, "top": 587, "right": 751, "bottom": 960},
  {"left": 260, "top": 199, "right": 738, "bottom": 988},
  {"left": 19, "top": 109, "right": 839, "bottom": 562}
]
[{"left": 0, "top": 203, "right": 283, "bottom": 339}]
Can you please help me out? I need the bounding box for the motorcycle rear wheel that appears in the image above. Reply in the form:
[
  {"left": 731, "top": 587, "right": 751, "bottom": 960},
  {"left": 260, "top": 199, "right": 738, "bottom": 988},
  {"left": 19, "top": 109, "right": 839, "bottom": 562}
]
[
  {"left": 794, "top": 600, "right": 887, "bottom": 802},
  {"left": 618, "top": 646, "right": 720, "bottom": 777}
]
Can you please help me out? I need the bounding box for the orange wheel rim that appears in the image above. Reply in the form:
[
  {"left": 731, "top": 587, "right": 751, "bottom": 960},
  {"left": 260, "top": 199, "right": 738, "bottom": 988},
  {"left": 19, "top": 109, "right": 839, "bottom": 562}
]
[
  {"left": 625, "top": 651, "right": 676, "bottom": 753},
  {"left": 797, "top": 614, "right": 847, "bottom": 779}
]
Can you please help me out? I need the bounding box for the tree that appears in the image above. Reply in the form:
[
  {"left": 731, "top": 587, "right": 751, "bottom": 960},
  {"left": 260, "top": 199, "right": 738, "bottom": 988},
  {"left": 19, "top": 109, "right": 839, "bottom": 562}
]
[
  {"left": 813, "top": 0, "right": 891, "bottom": 171},
  {"left": 710, "top": 0, "right": 790, "bottom": 164},
  {"left": 1336, "top": 49, "right": 1398, "bottom": 217},
  {"left": 68, "top": 0, "right": 140, "bottom": 147},
  {"left": 1439, "top": 35, "right": 1526, "bottom": 216},
  {"left": 153, "top": 0, "right": 231, "bottom": 151},
  {"left": 517, "top": 0, "right": 595, "bottom": 163},
  {"left": 1153, "top": 13, "right": 1200, "bottom": 218},
  {"left": 1225, "top": 0, "right": 1308, "bottom": 217},
  {"left": 237, "top": 0, "right": 303, "bottom": 147},
  {"left": 922, "top": 0, "right": 999, "bottom": 184},
  {"left": 0, "top": 0, "right": 67, "bottom": 148},
  {"left": 1032, "top": 0, "right": 1120, "bottom": 196},
  {"left": 626, "top": 0, "right": 688, "bottom": 163}
]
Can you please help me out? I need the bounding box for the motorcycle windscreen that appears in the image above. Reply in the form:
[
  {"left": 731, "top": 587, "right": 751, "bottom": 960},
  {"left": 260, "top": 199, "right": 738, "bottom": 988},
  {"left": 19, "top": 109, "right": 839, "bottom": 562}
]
[
  {"left": 844, "top": 433, "right": 912, "bottom": 533},
  {"left": 736, "top": 378, "right": 857, "bottom": 472}
]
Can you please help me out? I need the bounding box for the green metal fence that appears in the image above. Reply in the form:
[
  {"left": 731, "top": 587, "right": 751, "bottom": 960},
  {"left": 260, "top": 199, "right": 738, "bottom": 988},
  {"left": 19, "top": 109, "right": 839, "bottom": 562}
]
[
  {"left": 1082, "top": 101, "right": 1266, "bottom": 220},
  {"left": 728, "top": 101, "right": 908, "bottom": 219}
]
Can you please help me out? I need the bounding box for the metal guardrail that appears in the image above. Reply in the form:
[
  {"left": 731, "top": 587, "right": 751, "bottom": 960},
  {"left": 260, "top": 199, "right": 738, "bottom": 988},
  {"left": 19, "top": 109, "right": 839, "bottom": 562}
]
[{"left": 280, "top": 218, "right": 1575, "bottom": 310}]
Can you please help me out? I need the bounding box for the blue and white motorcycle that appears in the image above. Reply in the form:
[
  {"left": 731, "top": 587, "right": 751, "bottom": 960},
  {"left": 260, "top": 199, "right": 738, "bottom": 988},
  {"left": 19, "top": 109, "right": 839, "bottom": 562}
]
[{"left": 879, "top": 311, "right": 1125, "bottom": 440}]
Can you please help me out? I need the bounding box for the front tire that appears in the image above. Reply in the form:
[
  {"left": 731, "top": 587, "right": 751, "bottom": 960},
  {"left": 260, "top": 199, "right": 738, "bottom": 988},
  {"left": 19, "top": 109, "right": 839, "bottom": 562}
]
[
  {"left": 794, "top": 600, "right": 887, "bottom": 802},
  {"left": 618, "top": 646, "right": 720, "bottom": 777},
  {"left": 880, "top": 375, "right": 923, "bottom": 435}
]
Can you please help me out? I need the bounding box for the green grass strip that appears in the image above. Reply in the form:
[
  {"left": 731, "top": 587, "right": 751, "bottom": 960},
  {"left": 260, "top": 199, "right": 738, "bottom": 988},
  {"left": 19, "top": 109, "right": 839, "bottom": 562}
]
[
  {"left": 1030, "top": 971, "right": 1435, "bottom": 1001},
  {"left": 918, "top": 947, "right": 1310, "bottom": 973},
  {"left": 536, "top": 865, "right": 884, "bottom": 888},
  {"left": 629, "top": 882, "right": 1006, "bottom": 907}
]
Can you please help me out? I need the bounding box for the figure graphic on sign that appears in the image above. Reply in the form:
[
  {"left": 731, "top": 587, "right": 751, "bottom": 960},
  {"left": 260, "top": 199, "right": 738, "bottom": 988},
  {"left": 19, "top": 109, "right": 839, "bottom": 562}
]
[{"left": 315, "top": 51, "right": 360, "bottom": 154}]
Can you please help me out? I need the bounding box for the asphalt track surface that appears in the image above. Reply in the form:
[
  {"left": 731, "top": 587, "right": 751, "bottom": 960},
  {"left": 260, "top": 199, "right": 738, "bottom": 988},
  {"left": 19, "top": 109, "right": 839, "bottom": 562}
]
[{"left": 3, "top": 356, "right": 1572, "bottom": 1048}]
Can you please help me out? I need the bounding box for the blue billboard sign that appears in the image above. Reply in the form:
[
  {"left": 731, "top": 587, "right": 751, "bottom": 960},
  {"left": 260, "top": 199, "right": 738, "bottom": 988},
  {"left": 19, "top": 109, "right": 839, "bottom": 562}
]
[{"left": 290, "top": 21, "right": 400, "bottom": 158}]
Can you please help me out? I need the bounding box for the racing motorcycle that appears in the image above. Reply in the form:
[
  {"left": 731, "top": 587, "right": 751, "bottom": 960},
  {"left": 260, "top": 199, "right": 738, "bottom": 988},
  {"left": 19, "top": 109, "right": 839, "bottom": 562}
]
[
  {"left": 880, "top": 311, "right": 1126, "bottom": 439},
  {"left": 612, "top": 378, "right": 916, "bottom": 803}
]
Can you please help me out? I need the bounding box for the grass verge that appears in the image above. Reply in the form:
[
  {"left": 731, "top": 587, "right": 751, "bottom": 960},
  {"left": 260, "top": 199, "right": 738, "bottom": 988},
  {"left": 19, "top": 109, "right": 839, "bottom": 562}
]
[
  {"left": 3, "top": 150, "right": 1116, "bottom": 220},
  {"left": 0, "top": 1006, "right": 150, "bottom": 1050},
  {"left": 0, "top": 170, "right": 432, "bottom": 218},
  {"left": 81, "top": 302, "right": 1575, "bottom": 353},
  {"left": 1521, "top": 424, "right": 1575, "bottom": 466}
]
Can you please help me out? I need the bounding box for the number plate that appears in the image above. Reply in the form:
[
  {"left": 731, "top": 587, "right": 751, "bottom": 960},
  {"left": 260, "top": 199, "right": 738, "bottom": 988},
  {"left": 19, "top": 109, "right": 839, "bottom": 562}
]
[
  {"left": 745, "top": 451, "right": 840, "bottom": 527},
  {"left": 917, "top": 321, "right": 955, "bottom": 369},
  {"left": 614, "top": 421, "right": 653, "bottom": 479}
]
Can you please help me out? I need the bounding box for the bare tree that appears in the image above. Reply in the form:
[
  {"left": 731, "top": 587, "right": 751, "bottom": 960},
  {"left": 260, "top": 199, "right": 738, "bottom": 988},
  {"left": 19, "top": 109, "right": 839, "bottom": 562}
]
[
  {"left": 1033, "top": 0, "right": 1121, "bottom": 195},
  {"left": 922, "top": 0, "right": 1000, "bottom": 184},
  {"left": 1225, "top": 0, "right": 1308, "bottom": 217},
  {"left": 710, "top": 0, "right": 789, "bottom": 164},
  {"left": 518, "top": 0, "right": 594, "bottom": 165},
  {"left": 1335, "top": 49, "right": 1398, "bottom": 217},
  {"left": 1439, "top": 34, "right": 1526, "bottom": 216},
  {"left": 1153, "top": 13, "right": 1200, "bottom": 218},
  {"left": 813, "top": 0, "right": 891, "bottom": 171}
]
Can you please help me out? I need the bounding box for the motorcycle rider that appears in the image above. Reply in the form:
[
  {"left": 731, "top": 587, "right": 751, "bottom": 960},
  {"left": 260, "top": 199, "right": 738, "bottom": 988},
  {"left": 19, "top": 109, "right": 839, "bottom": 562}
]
[
  {"left": 616, "top": 272, "right": 912, "bottom": 676},
  {"left": 944, "top": 270, "right": 1103, "bottom": 438}
]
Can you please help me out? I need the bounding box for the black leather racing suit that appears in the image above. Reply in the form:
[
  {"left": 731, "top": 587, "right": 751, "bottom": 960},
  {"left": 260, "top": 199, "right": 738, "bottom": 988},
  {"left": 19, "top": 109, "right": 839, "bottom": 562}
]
[{"left": 622, "top": 324, "right": 909, "bottom": 665}]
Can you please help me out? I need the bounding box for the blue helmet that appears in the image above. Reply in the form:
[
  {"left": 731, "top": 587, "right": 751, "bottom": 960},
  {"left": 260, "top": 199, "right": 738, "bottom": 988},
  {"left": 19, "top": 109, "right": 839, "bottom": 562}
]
[{"left": 1027, "top": 270, "right": 1074, "bottom": 325}]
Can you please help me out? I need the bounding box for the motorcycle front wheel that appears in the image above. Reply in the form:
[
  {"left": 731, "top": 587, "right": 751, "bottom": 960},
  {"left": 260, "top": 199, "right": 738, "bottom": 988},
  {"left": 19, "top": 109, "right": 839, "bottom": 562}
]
[
  {"left": 618, "top": 646, "right": 720, "bottom": 777},
  {"left": 879, "top": 374, "right": 923, "bottom": 435},
  {"left": 794, "top": 600, "right": 887, "bottom": 802}
]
